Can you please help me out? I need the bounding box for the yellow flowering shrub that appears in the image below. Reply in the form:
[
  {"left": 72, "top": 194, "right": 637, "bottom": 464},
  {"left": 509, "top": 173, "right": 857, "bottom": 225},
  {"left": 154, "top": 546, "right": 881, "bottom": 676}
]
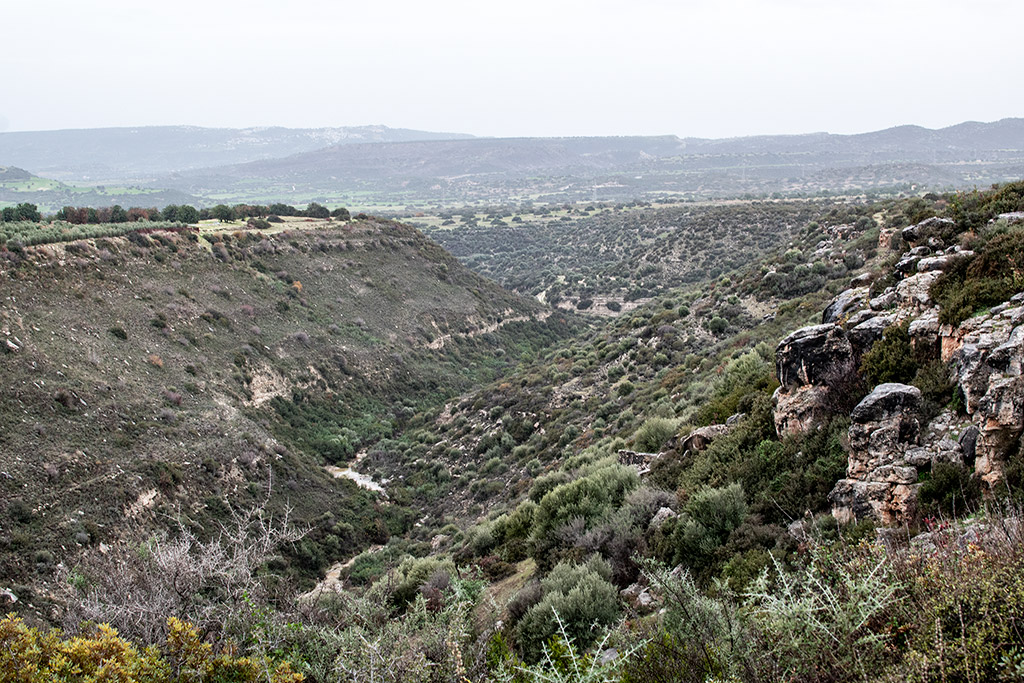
[{"left": 0, "top": 614, "right": 302, "bottom": 683}]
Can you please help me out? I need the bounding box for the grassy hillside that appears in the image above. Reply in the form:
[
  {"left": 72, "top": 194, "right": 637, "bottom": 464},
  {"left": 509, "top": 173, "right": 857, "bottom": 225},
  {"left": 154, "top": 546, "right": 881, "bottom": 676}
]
[
  {"left": 0, "top": 166, "right": 200, "bottom": 212},
  {"left": 0, "top": 217, "right": 574, "bottom": 603}
]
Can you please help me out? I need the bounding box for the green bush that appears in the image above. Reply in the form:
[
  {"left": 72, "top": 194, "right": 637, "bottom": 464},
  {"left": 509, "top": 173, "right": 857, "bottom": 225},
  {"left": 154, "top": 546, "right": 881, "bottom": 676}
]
[
  {"left": 918, "top": 462, "right": 980, "bottom": 518},
  {"left": 514, "top": 558, "right": 620, "bottom": 663},
  {"left": 384, "top": 555, "right": 457, "bottom": 610},
  {"left": 530, "top": 465, "right": 639, "bottom": 568},
  {"left": 528, "top": 471, "right": 571, "bottom": 503},
  {"left": 931, "top": 231, "right": 1024, "bottom": 326},
  {"left": 860, "top": 321, "right": 918, "bottom": 386},
  {"left": 659, "top": 483, "right": 748, "bottom": 571},
  {"left": 633, "top": 417, "right": 680, "bottom": 452},
  {"left": 745, "top": 545, "right": 900, "bottom": 682}
]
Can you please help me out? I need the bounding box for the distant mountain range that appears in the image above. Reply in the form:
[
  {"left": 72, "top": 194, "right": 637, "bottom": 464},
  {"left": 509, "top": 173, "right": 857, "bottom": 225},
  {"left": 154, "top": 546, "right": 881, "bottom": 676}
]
[
  {"left": 1, "top": 119, "right": 1022, "bottom": 208},
  {"left": 0, "top": 125, "right": 474, "bottom": 182}
]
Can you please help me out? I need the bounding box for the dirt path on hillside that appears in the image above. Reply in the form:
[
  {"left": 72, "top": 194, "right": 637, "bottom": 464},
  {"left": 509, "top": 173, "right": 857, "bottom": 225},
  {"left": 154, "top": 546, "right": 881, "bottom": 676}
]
[{"left": 427, "top": 310, "right": 551, "bottom": 349}]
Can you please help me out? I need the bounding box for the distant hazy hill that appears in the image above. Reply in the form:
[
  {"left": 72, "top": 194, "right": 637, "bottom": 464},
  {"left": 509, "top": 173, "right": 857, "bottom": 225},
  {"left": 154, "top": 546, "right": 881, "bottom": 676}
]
[
  {"left": 170, "top": 135, "right": 686, "bottom": 187},
  {"left": 0, "top": 125, "right": 474, "bottom": 182},
  {"left": 159, "top": 119, "right": 1024, "bottom": 205},
  {"left": 0, "top": 166, "right": 200, "bottom": 211},
  {"left": 3, "top": 120, "right": 1022, "bottom": 208},
  {"left": 0, "top": 166, "right": 33, "bottom": 182}
]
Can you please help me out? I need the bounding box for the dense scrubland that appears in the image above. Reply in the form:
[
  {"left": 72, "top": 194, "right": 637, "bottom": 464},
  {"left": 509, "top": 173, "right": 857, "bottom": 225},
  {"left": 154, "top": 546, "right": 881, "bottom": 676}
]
[
  {"left": 2, "top": 183, "right": 1024, "bottom": 682},
  {"left": 415, "top": 200, "right": 840, "bottom": 309}
]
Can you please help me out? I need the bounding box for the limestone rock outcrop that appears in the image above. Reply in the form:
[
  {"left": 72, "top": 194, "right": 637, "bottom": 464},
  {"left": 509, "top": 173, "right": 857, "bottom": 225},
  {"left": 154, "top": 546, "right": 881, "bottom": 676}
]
[
  {"left": 822, "top": 287, "right": 869, "bottom": 324},
  {"left": 773, "top": 324, "right": 856, "bottom": 436},
  {"left": 830, "top": 384, "right": 923, "bottom": 525},
  {"left": 775, "top": 215, "right": 1023, "bottom": 526},
  {"left": 950, "top": 311, "right": 1024, "bottom": 487}
]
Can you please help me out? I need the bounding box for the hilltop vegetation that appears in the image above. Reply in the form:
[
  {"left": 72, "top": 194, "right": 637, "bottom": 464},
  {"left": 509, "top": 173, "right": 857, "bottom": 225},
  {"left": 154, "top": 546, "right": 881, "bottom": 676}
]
[{"left": 0, "top": 167, "right": 199, "bottom": 213}]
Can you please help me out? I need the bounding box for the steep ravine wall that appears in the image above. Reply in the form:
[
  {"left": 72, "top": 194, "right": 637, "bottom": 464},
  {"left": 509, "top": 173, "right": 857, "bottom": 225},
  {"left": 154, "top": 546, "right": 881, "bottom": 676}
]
[{"left": 773, "top": 217, "right": 1023, "bottom": 525}]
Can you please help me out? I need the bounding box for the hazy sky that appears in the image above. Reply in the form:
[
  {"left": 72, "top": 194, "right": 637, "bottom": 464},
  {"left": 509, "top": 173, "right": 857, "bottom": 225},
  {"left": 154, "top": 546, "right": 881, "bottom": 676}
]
[{"left": 4, "top": 0, "right": 1022, "bottom": 138}]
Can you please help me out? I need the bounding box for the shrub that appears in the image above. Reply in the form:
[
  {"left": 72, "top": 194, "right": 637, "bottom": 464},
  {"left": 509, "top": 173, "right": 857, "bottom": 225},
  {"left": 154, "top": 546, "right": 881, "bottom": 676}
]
[
  {"left": 0, "top": 615, "right": 302, "bottom": 682},
  {"left": 890, "top": 516, "right": 1024, "bottom": 683},
  {"left": 528, "top": 471, "right": 570, "bottom": 503},
  {"left": 658, "top": 483, "right": 748, "bottom": 573},
  {"left": 530, "top": 465, "right": 639, "bottom": 569},
  {"left": 708, "top": 316, "right": 728, "bottom": 334},
  {"left": 745, "top": 544, "right": 900, "bottom": 682},
  {"left": 622, "top": 560, "right": 754, "bottom": 683},
  {"left": 385, "top": 556, "right": 457, "bottom": 610},
  {"left": 633, "top": 417, "right": 680, "bottom": 453},
  {"left": 860, "top": 321, "right": 918, "bottom": 386},
  {"left": 918, "top": 462, "right": 981, "bottom": 518},
  {"left": 514, "top": 559, "right": 620, "bottom": 663},
  {"left": 931, "top": 231, "right": 1024, "bottom": 325}
]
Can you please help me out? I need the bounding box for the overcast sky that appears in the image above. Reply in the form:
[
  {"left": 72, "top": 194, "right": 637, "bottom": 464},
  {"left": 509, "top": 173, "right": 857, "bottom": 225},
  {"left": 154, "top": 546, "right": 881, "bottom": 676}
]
[{"left": 4, "top": 0, "right": 1021, "bottom": 139}]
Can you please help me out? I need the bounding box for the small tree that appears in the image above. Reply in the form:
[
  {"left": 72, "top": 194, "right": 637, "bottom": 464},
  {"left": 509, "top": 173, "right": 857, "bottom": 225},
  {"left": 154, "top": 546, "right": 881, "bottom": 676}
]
[
  {"left": 860, "top": 321, "right": 918, "bottom": 386},
  {"left": 305, "top": 202, "right": 330, "bottom": 219},
  {"left": 211, "top": 204, "right": 235, "bottom": 222},
  {"left": 14, "top": 202, "right": 41, "bottom": 221},
  {"left": 176, "top": 205, "right": 199, "bottom": 224},
  {"left": 162, "top": 204, "right": 180, "bottom": 221}
]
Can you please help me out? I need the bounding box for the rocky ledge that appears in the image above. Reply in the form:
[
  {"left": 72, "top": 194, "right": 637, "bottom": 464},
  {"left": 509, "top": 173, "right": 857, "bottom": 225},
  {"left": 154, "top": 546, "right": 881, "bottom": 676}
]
[{"left": 773, "top": 216, "right": 1024, "bottom": 525}]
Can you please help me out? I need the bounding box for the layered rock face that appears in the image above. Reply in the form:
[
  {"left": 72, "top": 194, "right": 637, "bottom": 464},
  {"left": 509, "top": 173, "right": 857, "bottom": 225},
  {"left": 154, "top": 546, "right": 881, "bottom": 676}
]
[
  {"left": 772, "top": 215, "right": 1023, "bottom": 525},
  {"left": 830, "top": 384, "right": 923, "bottom": 524},
  {"left": 949, "top": 304, "right": 1024, "bottom": 487},
  {"left": 773, "top": 324, "right": 856, "bottom": 436}
]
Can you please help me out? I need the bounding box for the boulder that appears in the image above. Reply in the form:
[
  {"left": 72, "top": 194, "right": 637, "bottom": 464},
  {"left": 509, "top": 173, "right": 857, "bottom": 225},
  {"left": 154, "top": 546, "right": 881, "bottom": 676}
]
[
  {"left": 649, "top": 507, "right": 677, "bottom": 530},
  {"left": 958, "top": 425, "right": 980, "bottom": 465},
  {"left": 894, "top": 271, "right": 942, "bottom": 310},
  {"left": 946, "top": 315, "right": 1024, "bottom": 486},
  {"left": 995, "top": 212, "right": 1024, "bottom": 225},
  {"left": 774, "top": 385, "right": 831, "bottom": 437},
  {"left": 869, "top": 290, "right": 897, "bottom": 311},
  {"left": 917, "top": 251, "right": 973, "bottom": 273},
  {"left": 775, "top": 324, "right": 855, "bottom": 390},
  {"left": 849, "top": 314, "right": 897, "bottom": 354},
  {"left": 904, "top": 446, "right": 932, "bottom": 467},
  {"left": 850, "top": 272, "right": 873, "bottom": 287},
  {"left": 901, "top": 217, "right": 955, "bottom": 247},
  {"left": 822, "top": 287, "right": 869, "bottom": 324},
  {"left": 829, "top": 479, "right": 897, "bottom": 524},
  {"left": 774, "top": 324, "right": 857, "bottom": 436},
  {"left": 619, "top": 583, "right": 658, "bottom": 613},
  {"left": 916, "top": 256, "right": 952, "bottom": 272},
  {"left": 850, "top": 382, "right": 923, "bottom": 424},
  {"left": 845, "top": 309, "right": 877, "bottom": 327},
  {"left": 895, "top": 255, "right": 922, "bottom": 275},
  {"left": 679, "top": 424, "right": 732, "bottom": 453}
]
